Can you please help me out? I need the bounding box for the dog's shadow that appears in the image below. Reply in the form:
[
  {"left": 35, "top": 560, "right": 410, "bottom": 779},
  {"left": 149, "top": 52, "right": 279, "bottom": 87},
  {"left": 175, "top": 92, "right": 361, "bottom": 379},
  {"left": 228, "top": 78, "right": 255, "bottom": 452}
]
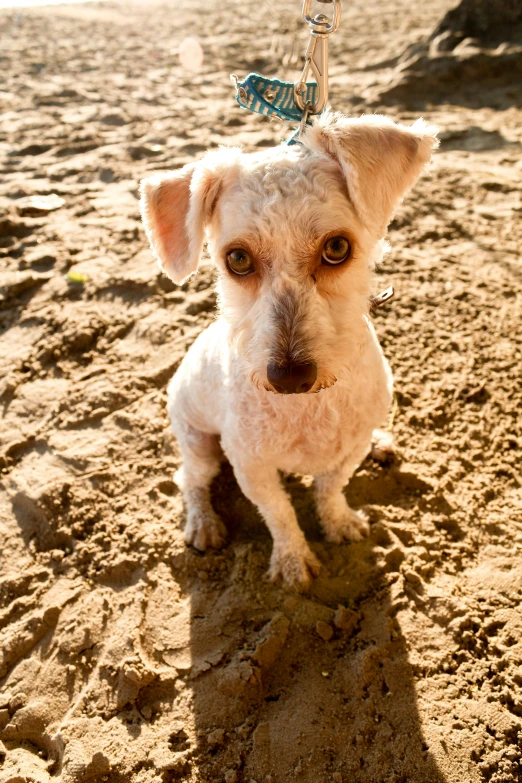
[{"left": 196, "top": 457, "right": 448, "bottom": 783}]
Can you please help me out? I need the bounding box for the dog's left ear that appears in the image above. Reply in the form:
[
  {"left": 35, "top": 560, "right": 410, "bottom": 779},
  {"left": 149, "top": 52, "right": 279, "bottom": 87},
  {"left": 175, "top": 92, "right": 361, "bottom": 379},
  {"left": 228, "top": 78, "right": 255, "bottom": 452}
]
[{"left": 305, "top": 112, "right": 439, "bottom": 239}]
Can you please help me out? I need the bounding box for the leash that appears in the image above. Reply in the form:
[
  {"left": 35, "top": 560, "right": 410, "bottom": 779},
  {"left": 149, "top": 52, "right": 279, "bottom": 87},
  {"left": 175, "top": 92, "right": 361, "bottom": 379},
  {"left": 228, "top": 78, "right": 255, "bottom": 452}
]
[
  {"left": 231, "top": 0, "right": 394, "bottom": 312},
  {"left": 232, "top": 0, "right": 341, "bottom": 144}
]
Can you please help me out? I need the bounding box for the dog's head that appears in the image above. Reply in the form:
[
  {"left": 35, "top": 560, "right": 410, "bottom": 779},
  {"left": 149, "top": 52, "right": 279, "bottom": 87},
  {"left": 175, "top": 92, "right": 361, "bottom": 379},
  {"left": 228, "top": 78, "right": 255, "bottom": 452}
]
[{"left": 140, "top": 112, "right": 438, "bottom": 394}]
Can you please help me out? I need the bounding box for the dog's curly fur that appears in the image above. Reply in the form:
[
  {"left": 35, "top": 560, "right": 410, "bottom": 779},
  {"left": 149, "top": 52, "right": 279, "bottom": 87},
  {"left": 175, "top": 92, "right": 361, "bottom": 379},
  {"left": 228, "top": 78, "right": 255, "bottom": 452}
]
[{"left": 140, "top": 111, "right": 439, "bottom": 588}]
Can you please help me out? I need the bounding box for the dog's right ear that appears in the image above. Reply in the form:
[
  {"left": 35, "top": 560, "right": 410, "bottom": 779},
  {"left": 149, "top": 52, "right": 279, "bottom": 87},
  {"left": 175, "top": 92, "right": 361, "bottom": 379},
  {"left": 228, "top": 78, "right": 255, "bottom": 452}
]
[
  {"left": 140, "top": 164, "right": 205, "bottom": 285},
  {"left": 140, "top": 147, "right": 242, "bottom": 284}
]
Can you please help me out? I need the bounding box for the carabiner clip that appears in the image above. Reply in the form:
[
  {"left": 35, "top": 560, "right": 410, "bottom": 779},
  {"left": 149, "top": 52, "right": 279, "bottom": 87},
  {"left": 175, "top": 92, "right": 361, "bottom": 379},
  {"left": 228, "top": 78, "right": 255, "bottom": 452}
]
[
  {"left": 293, "top": 0, "right": 341, "bottom": 115},
  {"left": 302, "top": 0, "right": 341, "bottom": 34}
]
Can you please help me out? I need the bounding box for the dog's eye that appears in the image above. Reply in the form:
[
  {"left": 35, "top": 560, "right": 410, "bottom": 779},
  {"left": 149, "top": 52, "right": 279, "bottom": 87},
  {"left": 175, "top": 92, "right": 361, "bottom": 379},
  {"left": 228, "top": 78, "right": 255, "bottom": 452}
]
[
  {"left": 226, "top": 249, "right": 254, "bottom": 276},
  {"left": 321, "top": 236, "right": 351, "bottom": 266}
]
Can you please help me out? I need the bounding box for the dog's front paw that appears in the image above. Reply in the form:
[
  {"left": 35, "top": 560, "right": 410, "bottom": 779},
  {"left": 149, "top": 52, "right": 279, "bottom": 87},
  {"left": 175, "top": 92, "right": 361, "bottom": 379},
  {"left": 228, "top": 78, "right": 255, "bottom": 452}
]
[
  {"left": 320, "top": 500, "right": 370, "bottom": 544},
  {"left": 269, "top": 543, "right": 321, "bottom": 589},
  {"left": 184, "top": 508, "right": 227, "bottom": 551}
]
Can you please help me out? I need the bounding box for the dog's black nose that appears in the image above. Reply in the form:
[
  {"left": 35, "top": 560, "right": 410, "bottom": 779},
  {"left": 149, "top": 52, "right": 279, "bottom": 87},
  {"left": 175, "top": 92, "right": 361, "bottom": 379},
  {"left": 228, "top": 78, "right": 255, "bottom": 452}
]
[{"left": 267, "top": 361, "right": 318, "bottom": 394}]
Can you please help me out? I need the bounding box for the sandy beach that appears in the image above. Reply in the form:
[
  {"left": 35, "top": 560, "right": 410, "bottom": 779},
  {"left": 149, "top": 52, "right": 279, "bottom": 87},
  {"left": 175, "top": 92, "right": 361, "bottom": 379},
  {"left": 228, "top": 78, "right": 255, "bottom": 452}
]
[{"left": 1, "top": 0, "right": 521, "bottom": 781}]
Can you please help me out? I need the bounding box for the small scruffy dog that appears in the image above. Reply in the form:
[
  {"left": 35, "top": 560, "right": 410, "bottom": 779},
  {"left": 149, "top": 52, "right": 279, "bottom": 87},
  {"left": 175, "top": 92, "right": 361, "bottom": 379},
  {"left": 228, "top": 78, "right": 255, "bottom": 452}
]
[{"left": 140, "top": 111, "right": 438, "bottom": 588}]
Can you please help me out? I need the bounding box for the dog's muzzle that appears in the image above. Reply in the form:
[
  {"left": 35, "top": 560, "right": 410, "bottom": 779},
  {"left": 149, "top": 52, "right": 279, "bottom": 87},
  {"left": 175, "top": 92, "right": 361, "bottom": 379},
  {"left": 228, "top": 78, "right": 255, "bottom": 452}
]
[{"left": 267, "top": 360, "right": 317, "bottom": 394}]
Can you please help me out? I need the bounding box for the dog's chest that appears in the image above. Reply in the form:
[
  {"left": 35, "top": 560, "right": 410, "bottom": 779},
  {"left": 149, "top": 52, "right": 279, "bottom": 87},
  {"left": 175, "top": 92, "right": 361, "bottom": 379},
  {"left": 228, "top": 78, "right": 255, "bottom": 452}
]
[{"left": 237, "top": 382, "right": 384, "bottom": 474}]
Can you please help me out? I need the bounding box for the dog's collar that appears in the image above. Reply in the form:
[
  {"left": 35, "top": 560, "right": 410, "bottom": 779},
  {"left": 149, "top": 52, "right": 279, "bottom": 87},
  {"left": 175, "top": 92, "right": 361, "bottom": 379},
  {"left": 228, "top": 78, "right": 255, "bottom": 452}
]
[
  {"left": 233, "top": 73, "right": 318, "bottom": 123},
  {"left": 232, "top": 73, "right": 317, "bottom": 145},
  {"left": 370, "top": 286, "right": 394, "bottom": 314}
]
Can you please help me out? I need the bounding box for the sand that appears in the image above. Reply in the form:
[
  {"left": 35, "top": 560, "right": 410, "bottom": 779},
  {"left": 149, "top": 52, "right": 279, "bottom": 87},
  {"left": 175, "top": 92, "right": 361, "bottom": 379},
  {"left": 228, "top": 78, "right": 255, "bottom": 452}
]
[{"left": 0, "top": 0, "right": 521, "bottom": 781}]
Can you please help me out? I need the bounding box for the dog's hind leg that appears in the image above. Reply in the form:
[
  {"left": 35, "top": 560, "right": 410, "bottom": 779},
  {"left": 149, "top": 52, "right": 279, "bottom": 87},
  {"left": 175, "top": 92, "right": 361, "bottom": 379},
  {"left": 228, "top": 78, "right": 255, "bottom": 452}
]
[
  {"left": 232, "top": 461, "right": 321, "bottom": 589},
  {"left": 173, "top": 422, "right": 227, "bottom": 551},
  {"left": 314, "top": 456, "right": 370, "bottom": 544}
]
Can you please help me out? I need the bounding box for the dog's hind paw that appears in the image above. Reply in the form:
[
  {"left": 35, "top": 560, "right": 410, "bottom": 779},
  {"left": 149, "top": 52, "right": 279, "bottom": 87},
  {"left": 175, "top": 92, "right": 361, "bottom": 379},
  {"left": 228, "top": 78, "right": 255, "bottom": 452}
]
[
  {"left": 269, "top": 543, "right": 321, "bottom": 589},
  {"left": 321, "top": 505, "right": 370, "bottom": 544},
  {"left": 371, "top": 428, "right": 395, "bottom": 464},
  {"left": 184, "top": 508, "right": 227, "bottom": 551}
]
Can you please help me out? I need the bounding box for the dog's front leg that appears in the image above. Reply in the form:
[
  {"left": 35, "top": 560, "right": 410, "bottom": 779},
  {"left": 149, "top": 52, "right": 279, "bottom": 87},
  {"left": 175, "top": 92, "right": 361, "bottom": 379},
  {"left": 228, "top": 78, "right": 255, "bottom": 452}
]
[
  {"left": 314, "top": 458, "right": 370, "bottom": 544},
  {"left": 233, "top": 462, "right": 320, "bottom": 589},
  {"left": 173, "top": 425, "right": 227, "bottom": 551}
]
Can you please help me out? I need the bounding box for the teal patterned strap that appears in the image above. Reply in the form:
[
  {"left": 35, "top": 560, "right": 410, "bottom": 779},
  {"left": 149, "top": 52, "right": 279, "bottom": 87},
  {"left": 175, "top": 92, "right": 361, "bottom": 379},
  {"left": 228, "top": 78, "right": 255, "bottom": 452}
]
[{"left": 234, "top": 73, "right": 318, "bottom": 123}]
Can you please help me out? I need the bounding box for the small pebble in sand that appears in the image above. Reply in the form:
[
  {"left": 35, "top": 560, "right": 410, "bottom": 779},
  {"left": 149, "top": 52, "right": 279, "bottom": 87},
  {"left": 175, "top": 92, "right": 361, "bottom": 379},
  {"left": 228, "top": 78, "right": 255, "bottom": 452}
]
[
  {"left": 403, "top": 569, "right": 423, "bottom": 588},
  {"left": 207, "top": 728, "right": 225, "bottom": 746},
  {"left": 8, "top": 692, "right": 27, "bottom": 714},
  {"left": 333, "top": 606, "right": 359, "bottom": 635},
  {"left": 315, "top": 621, "right": 334, "bottom": 641},
  {"left": 225, "top": 772, "right": 238, "bottom": 783}
]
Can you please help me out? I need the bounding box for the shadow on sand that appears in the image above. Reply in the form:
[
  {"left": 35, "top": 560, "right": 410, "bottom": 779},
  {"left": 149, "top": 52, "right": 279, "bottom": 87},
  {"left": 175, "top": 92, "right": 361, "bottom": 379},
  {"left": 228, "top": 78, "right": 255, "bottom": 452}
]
[
  {"left": 179, "top": 460, "right": 448, "bottom": 783},
  {"left": 5, "top": 454, "right": 448, "bottom": 783},
  {"left": 373, "top": 46, "right": 522, "bottom": 112}
]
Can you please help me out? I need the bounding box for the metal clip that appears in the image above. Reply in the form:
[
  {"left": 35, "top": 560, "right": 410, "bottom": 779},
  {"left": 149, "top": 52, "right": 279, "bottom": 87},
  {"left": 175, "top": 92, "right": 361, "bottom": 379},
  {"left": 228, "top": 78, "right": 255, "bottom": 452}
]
[
  {"left": 370, "top": 286, "right": 394, "bottom": 314},
  {"left": 294, "top": 0, "right": 341, "bottom": 114},
  {"left": 297, "top": 101, "right": 312, "bottom": 140},
  {"left": 302, "top": 0, "right": 341, "bottom": 33}
]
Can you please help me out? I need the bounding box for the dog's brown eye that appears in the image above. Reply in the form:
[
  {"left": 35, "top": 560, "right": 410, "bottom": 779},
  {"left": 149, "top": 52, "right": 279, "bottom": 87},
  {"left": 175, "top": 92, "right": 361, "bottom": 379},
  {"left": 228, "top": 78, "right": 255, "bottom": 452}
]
[
  {"left": 226, "top": 249, "right": 254, "bottom": 276},
  {"left": 321, "top": 236, "right": 351, "bottom": 266}
]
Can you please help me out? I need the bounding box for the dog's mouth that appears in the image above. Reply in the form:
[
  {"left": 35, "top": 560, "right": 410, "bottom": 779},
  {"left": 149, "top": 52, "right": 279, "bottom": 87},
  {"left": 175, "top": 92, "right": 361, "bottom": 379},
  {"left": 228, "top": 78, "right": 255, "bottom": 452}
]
[
  {"left": 267, "top": 378, "right": 337, "bottom": 395},
  {"left": 250, "top": 370, "right": 337, "bottom": 395}
]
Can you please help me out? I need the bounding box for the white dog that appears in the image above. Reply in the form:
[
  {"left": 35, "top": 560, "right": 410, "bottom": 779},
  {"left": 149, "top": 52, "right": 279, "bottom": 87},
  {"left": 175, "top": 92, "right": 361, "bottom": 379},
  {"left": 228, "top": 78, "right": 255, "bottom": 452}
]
[{"left": 140, "top": 111, "right": 438, "bottom": 588}]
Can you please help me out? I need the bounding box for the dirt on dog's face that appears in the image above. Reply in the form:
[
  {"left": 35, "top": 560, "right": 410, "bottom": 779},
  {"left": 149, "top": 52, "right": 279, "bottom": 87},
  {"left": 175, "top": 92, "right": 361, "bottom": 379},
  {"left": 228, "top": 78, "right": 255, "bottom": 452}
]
[{"left": 208, "top": 146, "right": 379, "bottom": 394}]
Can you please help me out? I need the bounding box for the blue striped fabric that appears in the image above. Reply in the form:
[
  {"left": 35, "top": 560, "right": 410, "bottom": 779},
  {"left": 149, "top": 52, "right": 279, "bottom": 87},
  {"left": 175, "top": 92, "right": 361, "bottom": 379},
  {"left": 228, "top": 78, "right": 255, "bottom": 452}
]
[{"left": 234, "top": 73, "right": 318, "bottom": 123}]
